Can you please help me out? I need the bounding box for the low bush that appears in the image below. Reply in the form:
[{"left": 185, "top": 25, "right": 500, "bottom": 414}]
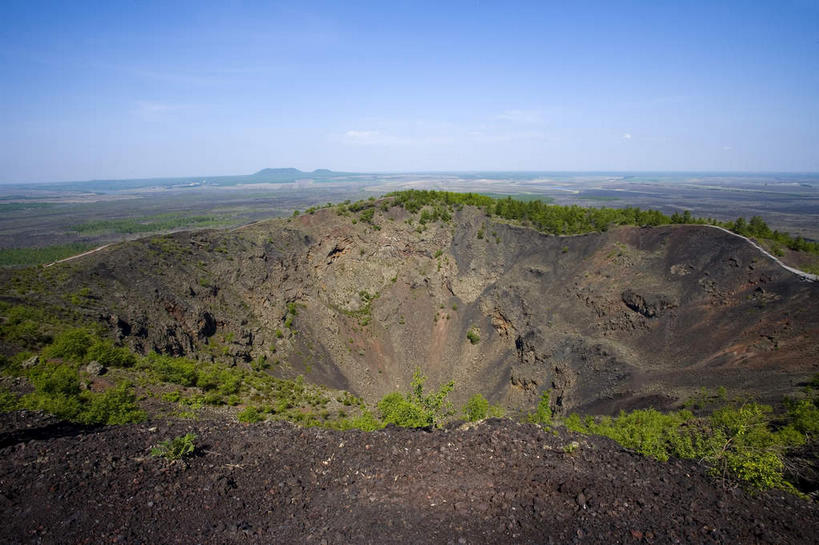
[
  {"left": 378, "top": 370, "right": 454, "bottom": 428},
  {"left": 464, "top": 393, "right": 490, "bottom": 422},
  {"left": 86, "top": 339, "right": 137, "bottom": 368},
  {"left": 237, "top": 406, "right": 263, "bottom": 423},
  {"left": 528, "top": 391, "right": 553, "bottom": 427},
  {"left": 22, "top": 361, "right": 145, "bottom": 425},
  {"left": 566, "top": 396, "right": 817, "bottom": 492},
  {"left": 333, "top": 409, "right": 384, "bottom": 431},
  {"left": 0, "top": 388, "right": 19, "bottom": 412},
  {"left": 42, "top": 328, "right": 94, "bottom": 362},
  {"left": 379, "top": 392, "right": 430, "bottom": 428},
  {"left": 150, "top": 433, "right": 197, "bottom": 460},
  {"left": 82, "top": 382, "right": 146, "bottom": 425},
  {"left": 0, "top": 304, "right": 50, "bottom": 347},
  {"left": 141, "top": 353, "right": 198, "bottom": 386}
]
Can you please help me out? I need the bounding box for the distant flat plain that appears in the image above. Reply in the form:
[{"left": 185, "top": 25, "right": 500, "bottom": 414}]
[{"left": 1, "top": 170, "right": 817, "bottom": 265}]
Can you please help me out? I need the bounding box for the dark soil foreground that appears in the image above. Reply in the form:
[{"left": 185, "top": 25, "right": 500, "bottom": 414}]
[{"left": 0, "top": 411, "right": 816, "bottom": 545}]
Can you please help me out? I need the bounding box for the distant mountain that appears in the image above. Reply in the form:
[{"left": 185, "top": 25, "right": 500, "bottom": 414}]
[
  {"left": 250, "top": 168, "right": 305, "bottom": 179},
  {"left": 245, "top": 168, "right": 345, "bottom": 183}
]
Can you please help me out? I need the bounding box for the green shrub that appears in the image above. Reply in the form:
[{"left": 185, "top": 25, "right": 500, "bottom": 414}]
[
  {"left": 143, "top": 353, "right": 198, "bottom": 386},
  {"left": 464, "top": 393, "right": 490, "bottom": 422},
  {"left": 706, "top": 402, "right": 787, "bottom": 490},
  {"left": 196, "top": 366, "right": 242, "bottom": 395},
  {"left": 0, "top": 389, "right": 20, "bottom": 412},
  {"left": 252, "top": 355, "right": 270, "bottom": 371},
  {"left": 27, "top": 361, "right": 81, "bottom": 396},
  {"left": 203, "top": 391, "right": 224, "bottom": 405},
  {"left": 86, "top": 339, "right": 136, "bottom": 367},
  {"left": 81, "top": 382, "right": 146, "bottom": 425},
  {"left": 378, "top": 392, "right": 430, "bottom": 428},
  {"left": 387, "top": 189, "right": 818, "bottom": 254},
  {"left": 162, "top": 390, "right": 182, "bottom": 403},
  {"left": 528, "top": 391, "right": 553, "bottom": 427},
  {"left": 466, "top": 327, "right": 480, "bottom": 344},
  {"left": 785, "top": 397, "right": 819, "bottom": 436},
  {"left": 43, "top": 328, "right": 94, "bottom": 362},
  {"left": 359, "top": 208, "right": 375, "bottom": 224},
  {"left": 343, "top": 410, "right": 384, "bottom": 431},
  {"left": 22, "top": 390, "right": 84, "bottom": 420},
  {"left": 0, "top": 305, "right": 49, "bottom": 347},
  {"left": 151, "top": 433, "right": 197, "bottom": 460},
  {"left": 567, "top": 400, "right": 803, "bottom": 492},
  {"left": 23, "top": 362, "right": 145, "bottom": 425},
  {"left": 378, "top": 370, "right": 454, "bottom": 428},
  {"left": 567, "top": 407, "right": 697, "bottom": 461},
  {"left": 488, "top": 404, "right": 506, "bottom": 418},
  {"left": 237, "top": 406, "right": 263, "bottom": 423}
]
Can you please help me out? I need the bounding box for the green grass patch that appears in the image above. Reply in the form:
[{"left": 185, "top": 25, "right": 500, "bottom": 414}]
[
  {"left": 71, "top": 213, "right": 232, "bottom": 235},
  {"left": 0, "top": 243, "right": 97, "bottom": 267}
]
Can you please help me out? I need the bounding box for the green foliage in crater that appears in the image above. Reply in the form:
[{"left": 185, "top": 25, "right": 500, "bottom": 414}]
[
  {"left": 378, "top": 369, "right": 454, "bottom": 428},
  {"left": 566, "top": 384, "right": 819, "bottom": 494}
]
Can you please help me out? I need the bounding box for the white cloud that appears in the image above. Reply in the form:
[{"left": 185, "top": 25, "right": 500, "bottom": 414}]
[
  {"left": 722, "top": 145, "right": 733, "bottom": 151},
  {"left": 623, "top": 133, "right": 632, "bottom": 140}
]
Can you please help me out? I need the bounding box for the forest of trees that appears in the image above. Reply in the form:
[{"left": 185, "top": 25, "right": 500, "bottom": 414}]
[{"left": 387, "top": 190, "right": 818, "bottom": 254}]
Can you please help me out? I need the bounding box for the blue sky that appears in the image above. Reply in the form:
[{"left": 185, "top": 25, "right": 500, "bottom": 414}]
[{"left": 1, "top": 1, "right": 818, "bottom": 182}]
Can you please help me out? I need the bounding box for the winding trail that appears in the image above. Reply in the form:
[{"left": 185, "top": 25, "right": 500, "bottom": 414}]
[
  {"left": 43, "top": 244, "right": 111, "bottom": 268},
  {"left": 703, "top": 224, "right": 817, "bottom": 282}
]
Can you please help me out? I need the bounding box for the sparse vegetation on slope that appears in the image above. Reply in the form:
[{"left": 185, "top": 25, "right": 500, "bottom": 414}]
[
  {"left": 565, "top": 382, "right": 819, "bottom": 493},
  {"left": 0, "top": 314, "right": 378, "bottom": 431}
]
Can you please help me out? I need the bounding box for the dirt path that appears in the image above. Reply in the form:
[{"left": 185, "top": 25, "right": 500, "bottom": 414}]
[
  {"left": 0, "top": 411, "right": 815, "bottom": 544},
  {"left": 44, "top": 244, "right": 111, "bottom": 268},
  {"left": 704, "top": 225, "right": 818, "bottom": 282}
]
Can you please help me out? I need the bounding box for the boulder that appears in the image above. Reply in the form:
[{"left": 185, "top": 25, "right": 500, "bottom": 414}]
[
  {"left": 621, "top": 289, "right": 677, "bottom": 318},
  {"left": 22, "top": 355, "right": 39, "bottom": 369},
  {"left": 86, "top": 360, "right": 106, "bottom": 376}
]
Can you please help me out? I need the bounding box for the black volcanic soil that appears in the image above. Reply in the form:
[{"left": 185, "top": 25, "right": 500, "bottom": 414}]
[{"left": 1, "top": 411, "right": 816, "bottom": 545}]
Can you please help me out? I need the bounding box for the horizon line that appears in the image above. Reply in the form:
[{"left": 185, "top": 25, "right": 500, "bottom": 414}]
[{"left": 3, "top": 169, "right": 819, "bottom": 186}]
